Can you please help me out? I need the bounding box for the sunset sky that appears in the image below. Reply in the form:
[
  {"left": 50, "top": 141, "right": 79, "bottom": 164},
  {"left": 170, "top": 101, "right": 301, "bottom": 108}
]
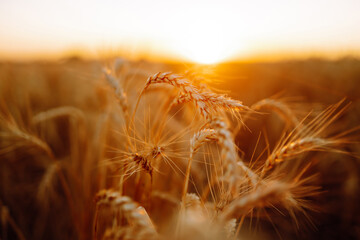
[{"left": 1, "top": 0, "right": 360, "bottom": 63}]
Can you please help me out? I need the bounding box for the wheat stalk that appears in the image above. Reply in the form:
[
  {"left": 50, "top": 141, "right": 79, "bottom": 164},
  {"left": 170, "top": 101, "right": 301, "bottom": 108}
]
[
  {"left": 36, "top": 161, "right": 61, "bottom": 208},
  {"left": 0, "top": 200, "right": 26, "bottom": 240}
]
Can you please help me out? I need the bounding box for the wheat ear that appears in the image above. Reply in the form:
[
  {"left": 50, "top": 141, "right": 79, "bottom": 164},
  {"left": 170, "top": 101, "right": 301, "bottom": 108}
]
[
  {"left": 94, "top": 190, "right": 157, "bottom": 239},
  {"left": 122, "top": 146, "right": 166, "bottom": 178},
  {"left": 103, "top": 69, "right": 129, "bottom": 124},
  {"left": 263, "top": 137, "right": 335, "bottom": 173},
  {"left": 251, "top": 98, "right": 299, "bottom": 127},
  {"left": 102, "top": 226, "right": 157, "bottom": 240},
  {"left": 31, "top": 106, "right": 84, "bottom": 125},
  {"left": 135, "top": 72, "right": 248, "bottom": 120},
  {"left": 262, "top": 99, "right": 349, "bottom": 176},
  {"left": 210, "top": 117, "right": 259, "bottom": 188},
  {"left": 220, "top": 181, "right": 290, "bottom": 221},
  {"left": 132, "top": 153, "right": 154, "bottom": 177},
  {"left": 182, "top": 129, "right": 218, "bottom": 199},
  {"left": 0, "top": 115, "right": 54, "bottom": 158}
]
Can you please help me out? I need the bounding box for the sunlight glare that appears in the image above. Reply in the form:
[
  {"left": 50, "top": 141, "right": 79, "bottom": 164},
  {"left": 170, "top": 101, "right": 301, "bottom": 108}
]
[
  {"left": 178, "top": 33, "right": 229, "bottom": 64},
  {"left": 170, "top": 7, "right": 237, "bottom": 64},
  {"left": 1, "top": 0, "right": 360, "bottom": 61}
]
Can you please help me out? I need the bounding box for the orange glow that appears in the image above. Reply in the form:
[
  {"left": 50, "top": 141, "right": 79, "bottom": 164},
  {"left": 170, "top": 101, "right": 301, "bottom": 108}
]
[{"left": 1, "top": 1, "right": 360, "bottom": 62}]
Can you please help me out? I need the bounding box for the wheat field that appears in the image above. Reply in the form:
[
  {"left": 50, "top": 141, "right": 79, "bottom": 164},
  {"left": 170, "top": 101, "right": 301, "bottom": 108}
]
[{"left": 0, "top": 57, "right": 359, "bottom": 240}]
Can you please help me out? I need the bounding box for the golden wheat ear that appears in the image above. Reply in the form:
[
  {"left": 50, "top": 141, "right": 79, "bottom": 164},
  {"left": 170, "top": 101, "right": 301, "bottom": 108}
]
[
  {"left": 0, "top": 102, "right": 54, "bottom": 159},
  {"left": 94, "top": 190, "right": 157, "bottom": 240},
  {"left": 251, "top": 98, "right": 299, "bottom": 127},
  {"left": 135, "top": 72, "right": 249, "bottom": 120},
  {"left": 261, "top": 99, "right": 351, "bottom": 176},
  {"left": 103, "top": 68, "right": 130, "bottom": 125},
  {"left": 182, "top": 128, "right": 218, "bottom": 199}
]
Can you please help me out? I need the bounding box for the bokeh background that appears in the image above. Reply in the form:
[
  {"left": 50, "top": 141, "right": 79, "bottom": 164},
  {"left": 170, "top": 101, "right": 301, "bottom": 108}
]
[{"left": 1, "top": 0, "right": 360, "bottom": 239}]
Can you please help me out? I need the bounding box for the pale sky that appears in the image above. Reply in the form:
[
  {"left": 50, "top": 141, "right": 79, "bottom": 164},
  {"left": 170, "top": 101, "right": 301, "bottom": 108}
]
[{"left": 0, "top": 0, "right": 360, "bottom": 63}]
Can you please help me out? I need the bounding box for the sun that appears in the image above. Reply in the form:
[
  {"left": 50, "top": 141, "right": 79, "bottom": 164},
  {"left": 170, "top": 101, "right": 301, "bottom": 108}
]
[
  {"left": 174, "top": 30, "right": 233, "bottom": 65},
  {"left": 169, "top": 8, "right": 236, "bottom": 65},
  {"left": 182, "top": 40, "right": 227, "bottom": 64}
]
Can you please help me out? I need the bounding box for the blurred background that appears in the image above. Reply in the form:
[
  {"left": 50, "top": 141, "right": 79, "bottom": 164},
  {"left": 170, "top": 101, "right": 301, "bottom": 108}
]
[
  {"left": 0, "top": 0, "right": 360, "bottom": 240},
  {"left": 1, "top": 0, "right": 360, "bottom": 63}
]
